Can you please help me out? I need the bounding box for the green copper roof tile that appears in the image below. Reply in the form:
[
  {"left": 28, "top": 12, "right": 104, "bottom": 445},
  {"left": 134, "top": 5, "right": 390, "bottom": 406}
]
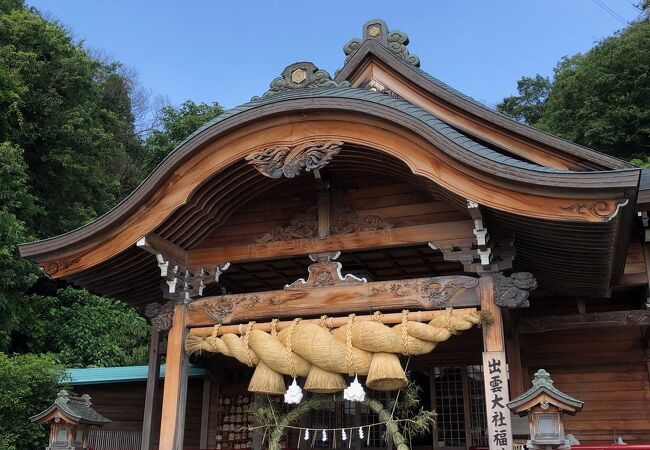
[{"left": 65, "top": 364, "right": 205, "bottom": 385}]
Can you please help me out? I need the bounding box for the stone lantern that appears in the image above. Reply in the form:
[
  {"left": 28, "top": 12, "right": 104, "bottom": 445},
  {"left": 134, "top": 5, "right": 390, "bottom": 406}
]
[
  {"left": 30, "top": 390, "right": 110, "bottom": 450},
  {"left": 508, "top": 369, "right": 583, "bottom": 450}
]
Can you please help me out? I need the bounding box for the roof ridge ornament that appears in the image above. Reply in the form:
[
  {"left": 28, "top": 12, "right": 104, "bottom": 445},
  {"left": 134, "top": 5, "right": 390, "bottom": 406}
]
[
  {"left": 252, "top": 62, "right": 350, "bottom": 100},
  {"left": 343, "top": 19, "right": 420, "bottom": 67}
]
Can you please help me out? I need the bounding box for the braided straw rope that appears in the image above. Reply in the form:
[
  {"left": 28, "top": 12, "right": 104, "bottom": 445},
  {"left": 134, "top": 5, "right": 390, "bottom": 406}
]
[
  {"left": 400, "top": 310, "right": 409, "bottom": 356},
  {"left": 270, "top": 319, "right": 279, "bottom": 337},
  {"left": 346, "top": 314, "right": 356, "bottom": 376},
  {"left": 285, "top": 318, "right": 300, "bottom": 378},
  {"left": 186, "top": 308, "right": 488, "bottom": 392},
  {"left": 242, "top": 321, "right": 256, "bottom": 367}
]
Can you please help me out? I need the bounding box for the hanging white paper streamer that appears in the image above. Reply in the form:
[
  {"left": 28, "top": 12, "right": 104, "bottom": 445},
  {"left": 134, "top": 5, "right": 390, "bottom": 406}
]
[
  {"left": 322, "top": 429, "right": 328, "bottom": 442},
  {"left": 358, "top": 427, "right": 364, "bottom": 439},
  {"left": 343, "top": 375, "right": 366, "bottom": 402},
  {"left": 341, "top": 429, "right": 348, "bottom": 441},
  {"left": 304, "top": 429, "right": 310, "bottom": 441},
  {"left": 284, "top": 377, "right": 303, "bottom": 404}
]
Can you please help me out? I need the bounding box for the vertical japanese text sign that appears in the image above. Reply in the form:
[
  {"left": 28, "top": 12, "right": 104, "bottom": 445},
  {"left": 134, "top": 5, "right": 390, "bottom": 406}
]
[{"left": 482, "top": 351, "right": 513, "bottom": 450}]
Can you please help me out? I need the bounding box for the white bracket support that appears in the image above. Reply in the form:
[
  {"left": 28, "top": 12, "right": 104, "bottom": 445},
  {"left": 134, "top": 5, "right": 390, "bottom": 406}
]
[{"left": 137, "top": 235, "right": 230, "bottom": 301}]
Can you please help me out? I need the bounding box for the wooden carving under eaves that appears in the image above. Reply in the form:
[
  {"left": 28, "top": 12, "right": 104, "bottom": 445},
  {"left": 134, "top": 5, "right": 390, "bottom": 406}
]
[
  {"left": 246, "top": 140, "right": 343, "bottom": 179},
  {"left": 343, "top": 19, "right": 420, "bottom": 67},
  {"left": 561, "top": 199, "right": 629, "bottom": 221},
  {"left": 254, "top": 189, "right": 394, "bottom": 243},
  {"left": 251, "top": 62, "right": 350, "bottom": 100},
  {"left": 285, "top": 252, "right": 366, "bottom": 289},
  {"left": 186, "top": 273, "right": 481, "bottom": 326},
  {"left": 493, "top": 272, "right": 537, "bottom": 308}
]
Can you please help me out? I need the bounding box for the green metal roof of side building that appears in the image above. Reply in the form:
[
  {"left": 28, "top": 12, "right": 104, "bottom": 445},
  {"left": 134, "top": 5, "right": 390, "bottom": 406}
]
[{"left": 65, "top": 364, "right": 205, "bottom": 385}]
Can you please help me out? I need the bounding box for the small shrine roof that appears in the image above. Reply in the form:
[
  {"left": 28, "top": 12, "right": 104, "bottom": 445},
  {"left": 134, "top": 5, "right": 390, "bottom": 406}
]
[
  {"left": 508, "top": 369, "right": 584, "bottom": 416},
  {"left": 30, "top": 390, "right": 111, "bottom": 425}
]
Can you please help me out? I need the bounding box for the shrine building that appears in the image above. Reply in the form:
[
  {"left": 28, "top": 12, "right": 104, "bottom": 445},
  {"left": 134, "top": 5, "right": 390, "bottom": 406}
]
[{"left": 19, "top": 19, "right": 650, "bottom": 450}]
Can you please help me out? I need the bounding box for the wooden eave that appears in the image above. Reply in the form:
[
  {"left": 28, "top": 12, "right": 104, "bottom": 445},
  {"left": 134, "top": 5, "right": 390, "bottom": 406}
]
[
  {"left": 334, "top": 39, "right": 633, "bottom": 172},
  {"left": 17, "top": 89, "right": 639, "bottom": 302}
]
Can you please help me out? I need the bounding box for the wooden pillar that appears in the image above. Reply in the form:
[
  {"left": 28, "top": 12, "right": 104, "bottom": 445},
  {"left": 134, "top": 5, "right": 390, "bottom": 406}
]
[
  {"left": 505, "top": 333, "right": 524, "bottom": 398},
  {"left": 141, "top": 326, "right": 162, "bottom": 450},
  {"left": 159, "top": 303, "right": 189, "bottom": 450},
  {"left": 479, "top": 276, "right": 513, "bottom": 450},
  {"left": 199, "top": 376, "right": 211, "bottom": 449}
]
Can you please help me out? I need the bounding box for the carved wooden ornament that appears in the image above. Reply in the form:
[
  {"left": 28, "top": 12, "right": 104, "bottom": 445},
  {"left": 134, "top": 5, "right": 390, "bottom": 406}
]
[
  {"left": 493, "top": 272, "right": 537, "bottom": 308},
  {"left": 186, "top": 274, "right": 481, "bottom": 326},
  {"left": 245, "top": 140, "right": 343, "bottom": 179}
]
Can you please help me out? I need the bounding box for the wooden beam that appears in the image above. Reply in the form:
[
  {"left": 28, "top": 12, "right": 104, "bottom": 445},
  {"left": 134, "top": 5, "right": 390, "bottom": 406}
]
[
  {"left": 187, "top": 221, "right": 475, "bottom": 267},
  {"left": 479, "top": 276, "right": 513, "bottom": 450},
  {"left": 138, "top": 233, "right": 188, "bottom": 267},
  {"left": 480, "top": 276, "right": 503, "bottom": 352},
  {"left": 186, "top": 275, "right": 481, "bottom": 327},
  {"left": 158, "top": 304, "right": 189, "bottom": 450},
  {"left": 141, "top": 327, "right": 161, "bottom": 450},
  {"left": 505, "top": 333, "right": 524, "bottom": 398},
  {"left": 517, "top": 310, "right": 650, "bottom": 334},
  {"left": 189, "top": 308, "right": 478, "bottom": 337}
]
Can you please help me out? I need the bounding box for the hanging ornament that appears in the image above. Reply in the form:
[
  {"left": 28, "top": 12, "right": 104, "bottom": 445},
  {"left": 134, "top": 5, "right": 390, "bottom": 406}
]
[
  {"left": 284, "top": 377, "right": 303, "bottom": 404},
  {"left": 304, "top": 429, "right": 310, "bottom": 441},
  {"left": 343, "top": 376, "right": 366, "bottom": 402},
  {"left": 322, "top": 429, "right": 328, "bottom": 442},
  {"left": 358, "top": 427, "right": 364, "bottom": 439},
  {"left": 341, "top": 429, "right": 347, "bottom": 441}
]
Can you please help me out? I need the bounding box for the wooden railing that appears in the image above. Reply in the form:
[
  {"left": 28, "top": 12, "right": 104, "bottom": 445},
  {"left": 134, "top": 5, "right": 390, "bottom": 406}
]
[{"left": 86, "top": 429, "right": 142, "bottom": 450}]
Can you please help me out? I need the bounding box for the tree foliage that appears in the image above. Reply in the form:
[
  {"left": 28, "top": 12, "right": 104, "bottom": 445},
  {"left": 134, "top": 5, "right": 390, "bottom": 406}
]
[
  {"left": 143, "top": 100, "right": 224, "bottom": 173},
  {"left": 0, "top": 353, "right": 64, "bottom": 450},
  {"left": 17, "top": 288, "right": 150, "bottom": 367},
  {"left": 498, "top": 19, "right": 650, "bottom": 161},
  {"left": 0, "top": 3, "right": 142, "bottom": 236},
  {"left": 496, "top": 75, "right": 552, "bottom": 125},
  {"left": 0, "top": 3, "right": 223, "bottom": 449}
]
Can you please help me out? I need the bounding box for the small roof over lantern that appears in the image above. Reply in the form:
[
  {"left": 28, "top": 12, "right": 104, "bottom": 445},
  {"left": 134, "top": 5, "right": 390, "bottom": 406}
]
[
  {"left": 30, "top": 389, "right": 111, "bottom": 426},
  {"left": 508, "top": 369, "right": 583, "bottom": 416}
]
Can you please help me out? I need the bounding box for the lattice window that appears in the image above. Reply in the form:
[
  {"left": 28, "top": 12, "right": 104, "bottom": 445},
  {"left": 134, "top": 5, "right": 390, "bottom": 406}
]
[
  {"left": 434, "top": 367, "right": 466, "bottom": 448},
  {"left": 433, "top": 366, "right": 488, "bottom": 449},
  {"left": 467, "top": 365, "right": 488, "bottom": 447}
]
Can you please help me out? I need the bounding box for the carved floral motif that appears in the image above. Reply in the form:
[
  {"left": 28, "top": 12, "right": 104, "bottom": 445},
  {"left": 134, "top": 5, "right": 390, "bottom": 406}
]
[
  {"left": 188, "top": 294, "right": 264, "bottom": 323},
  {"left": 285, "top": 260, "right": 366, "bottom": 290},
  {"left": 255, "top": 213, "right": 317, "bottom": 243},
  {"left": 246, "top": 140, "right": 343, "bottom": 179},
  {"left": 368, "top": 276, "right": 479, "bottom": 307},
  {"left": 330, "top": 207, "right": 394, "bottom": 235},
  {"left": 46, "top": 257, "right": 81, "bottom": 275},
  {"left": 560, "top": 199, "right": 629, "bottom": 221},
  {"left": 252, "top": 189, "right": 394, "bottom": 243}
]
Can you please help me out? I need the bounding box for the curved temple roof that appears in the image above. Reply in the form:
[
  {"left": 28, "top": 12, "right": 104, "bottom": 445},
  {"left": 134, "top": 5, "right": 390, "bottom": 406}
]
[{"left": 18, "top": 19, "right": 641, "bottom": 302}]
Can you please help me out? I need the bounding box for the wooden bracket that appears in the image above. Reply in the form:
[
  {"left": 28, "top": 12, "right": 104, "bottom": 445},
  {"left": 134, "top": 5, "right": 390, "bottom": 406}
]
[
  {"left": 137, "top": 234, "right": 229, "bottom": 301},
  {"left": 429, "top": 201, "right": 513, "bottom": 275}
]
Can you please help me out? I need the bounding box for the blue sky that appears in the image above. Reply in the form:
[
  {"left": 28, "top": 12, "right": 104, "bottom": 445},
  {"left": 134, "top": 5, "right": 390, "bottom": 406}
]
[{"left": 27, "top": 1, "right": 642, "bottom": 109}]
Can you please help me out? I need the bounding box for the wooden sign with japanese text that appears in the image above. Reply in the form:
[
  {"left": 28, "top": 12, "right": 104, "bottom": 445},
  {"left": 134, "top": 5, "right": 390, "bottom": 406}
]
[{"left": 482, "top": 351, "right": 513, "bottom": 450}]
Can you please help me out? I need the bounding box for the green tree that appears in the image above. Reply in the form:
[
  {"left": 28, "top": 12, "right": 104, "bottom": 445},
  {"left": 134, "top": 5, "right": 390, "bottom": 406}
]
[
  {"left": 499, "top": 20, "right": 650, "bottom": 161},
  {"left": 496, "top": 75, "right": 552, "bottom": 125},
  {"left": 14, "top": 288, "right": 151, "bottom": 367},
  {"left": 0, "top": 2, "right": 153, "bottom": 364},
  {"left": 0, "top": 4, "right": 143, "bottom": 237},
  {"left": 143, "top": 100, "right": 224, "bottom": 173},
  {"left": 0, "top": 142, "right": 39, "bottom": 350},
  {"left": 0, "top": 353, "right": 64, "bottom": 450}
]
